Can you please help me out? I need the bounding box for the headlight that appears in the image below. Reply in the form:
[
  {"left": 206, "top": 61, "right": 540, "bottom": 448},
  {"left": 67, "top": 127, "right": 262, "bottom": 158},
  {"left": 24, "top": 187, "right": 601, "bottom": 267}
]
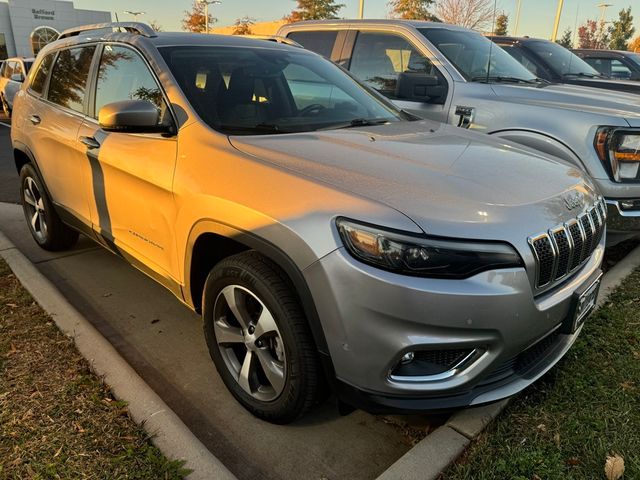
[
  {"left": 595, "top": 128, "right": 640, "bottom": 182},
  {"left": 336, "top": 218, "right": 523, "bottom": 278}
]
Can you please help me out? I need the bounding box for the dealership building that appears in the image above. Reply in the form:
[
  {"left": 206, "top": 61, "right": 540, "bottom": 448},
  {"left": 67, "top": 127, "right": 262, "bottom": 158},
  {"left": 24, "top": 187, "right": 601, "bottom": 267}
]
[{"left": 0, "top": 0, "right": 111, "bottom": 59}]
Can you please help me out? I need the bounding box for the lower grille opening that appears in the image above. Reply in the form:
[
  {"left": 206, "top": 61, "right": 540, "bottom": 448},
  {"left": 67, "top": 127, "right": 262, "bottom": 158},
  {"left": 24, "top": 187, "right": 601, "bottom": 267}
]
[
  {"left": 391, "top": 348, "right": 474, "bottom": 378},
  {"left": 479, "top": 329, "right": 562, "bottom": 386}
]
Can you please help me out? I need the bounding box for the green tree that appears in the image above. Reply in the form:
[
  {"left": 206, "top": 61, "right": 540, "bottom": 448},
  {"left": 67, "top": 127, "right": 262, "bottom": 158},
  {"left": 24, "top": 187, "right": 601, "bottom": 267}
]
[
  {"left": 557, "top": 28, "right": 573, "bottom": 49},
  {"left": 388, "top": 0, "right": 438, "bottom": 21},
  {"left": 287, "top": 0, "right": 344, "bottom": 22},
  {"left": 494, "top": 12, "right": 508, "bottom": 36},
  {"left": 609, "top": 7, "right": 635, "bottom": 50}
]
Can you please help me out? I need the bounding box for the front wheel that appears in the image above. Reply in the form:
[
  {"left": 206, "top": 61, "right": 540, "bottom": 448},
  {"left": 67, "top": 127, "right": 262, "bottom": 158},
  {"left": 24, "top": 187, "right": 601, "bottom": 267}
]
[
  {"left": 202, "top": 251, "right": 320, "bottom": 423},
  {"left": 20, "top": 163, "right": 79, "bottom": 251}
]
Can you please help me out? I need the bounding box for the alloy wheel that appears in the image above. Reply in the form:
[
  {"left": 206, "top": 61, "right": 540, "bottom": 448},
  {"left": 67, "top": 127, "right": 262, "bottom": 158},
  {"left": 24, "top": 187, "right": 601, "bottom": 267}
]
[
  {"left": 213, "top": 284, "right": 287, "bottom": 402},
  {"left": 23, "top": 176, "right": 48, "bottom": 243}
]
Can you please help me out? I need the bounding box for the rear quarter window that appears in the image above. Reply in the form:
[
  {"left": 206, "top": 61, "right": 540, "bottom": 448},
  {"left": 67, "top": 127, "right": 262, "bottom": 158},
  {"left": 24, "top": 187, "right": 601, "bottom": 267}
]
[
  {"left": 29, "top": 54, "right": 54, "bottom": 95},
  {"left": 286, "top": 31, "right": 338, "bottom": 59}
]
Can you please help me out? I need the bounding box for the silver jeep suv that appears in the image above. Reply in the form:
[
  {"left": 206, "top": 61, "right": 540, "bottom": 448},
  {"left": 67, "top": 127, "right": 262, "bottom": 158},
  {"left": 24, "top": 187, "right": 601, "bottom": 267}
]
[{"left": 11, "top": 22, "right": 604, "bottom": 423}]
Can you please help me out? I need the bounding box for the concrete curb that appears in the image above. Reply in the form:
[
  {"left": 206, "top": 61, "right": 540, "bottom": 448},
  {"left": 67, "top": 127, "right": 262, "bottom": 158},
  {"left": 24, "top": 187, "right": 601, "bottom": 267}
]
[
  {"left": 376, "top": 243, "right": 640, "bottom": 480},
  {"left": 0, "top": 231, "right": 236, "bottom": 480}
]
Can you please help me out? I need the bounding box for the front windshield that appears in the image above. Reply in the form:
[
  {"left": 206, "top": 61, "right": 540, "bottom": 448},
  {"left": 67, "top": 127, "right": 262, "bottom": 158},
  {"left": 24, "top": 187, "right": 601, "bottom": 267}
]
[
  {"left": 159, "top": 46, "right": 404, "bottom": 135},
  {"left": 526, "top": 41, "right": 600, "bottom": 76},
  {"left": 419, "top": 28, "right": 537, "bottom": 83}
]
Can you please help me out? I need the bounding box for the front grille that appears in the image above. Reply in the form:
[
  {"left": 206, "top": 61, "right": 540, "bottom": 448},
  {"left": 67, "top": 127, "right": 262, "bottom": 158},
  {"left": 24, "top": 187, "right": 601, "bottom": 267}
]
[{"left": 529, "top": 197, "right": 606, "bottom": 289}]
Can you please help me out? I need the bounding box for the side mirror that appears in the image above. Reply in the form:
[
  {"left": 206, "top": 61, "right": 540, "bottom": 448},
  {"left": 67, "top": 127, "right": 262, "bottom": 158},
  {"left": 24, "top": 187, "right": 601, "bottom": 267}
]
[
  {"left": 396, "top": 73, "right": 447, "bottom": 104},
  {"left": 10, "top": 73, "right": 24, "bottom": 83},
  {"left": 98, "top": 100, "right": 168, "bottom": 133}
]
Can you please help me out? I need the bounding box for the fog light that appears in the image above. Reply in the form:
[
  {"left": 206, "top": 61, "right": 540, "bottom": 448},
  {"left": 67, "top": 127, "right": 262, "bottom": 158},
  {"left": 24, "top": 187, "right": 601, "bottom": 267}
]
[
  {"left": 400, "top": 351, "right": 415, "bottom": 364},
  {"left": 619, "top": 199, "right": 640, "bottom": 212}
]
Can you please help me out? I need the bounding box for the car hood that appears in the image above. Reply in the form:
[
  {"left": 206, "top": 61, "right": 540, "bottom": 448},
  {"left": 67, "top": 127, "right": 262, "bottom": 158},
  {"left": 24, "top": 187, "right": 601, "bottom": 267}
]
[
  {"left": 229, "top": 121, "right": 598, "bottom": 241},
  {"left": 490, "top": 82, "right": 640, "bottom": 121}
]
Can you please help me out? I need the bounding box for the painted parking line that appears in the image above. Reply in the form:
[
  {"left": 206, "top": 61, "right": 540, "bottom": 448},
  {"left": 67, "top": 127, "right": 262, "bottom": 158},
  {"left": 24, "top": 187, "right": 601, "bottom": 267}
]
[{"left": 0, "top": 122, "right": 10, "bottom": 128}]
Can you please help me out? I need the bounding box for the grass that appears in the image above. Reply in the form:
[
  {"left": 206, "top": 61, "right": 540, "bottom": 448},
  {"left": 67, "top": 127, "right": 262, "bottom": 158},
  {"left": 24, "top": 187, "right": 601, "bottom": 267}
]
[
  {"left": 0, "top": 259, "right": 190, "bottom": 479},
  {"left": 444, "top": 268, "right": 640, "bottom": 480}
]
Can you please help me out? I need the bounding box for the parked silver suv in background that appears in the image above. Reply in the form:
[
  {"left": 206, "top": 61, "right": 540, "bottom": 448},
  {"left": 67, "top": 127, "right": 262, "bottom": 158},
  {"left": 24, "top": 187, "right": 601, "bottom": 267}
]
[
  {"left": 278, "top": 20, "right": 640, "bottom": 246},
  {"left": 0, "top": 56, "right": 34, "bottom": 116},
  {"left": 12, "top": 22, "right": 604, "bottom": 422}
]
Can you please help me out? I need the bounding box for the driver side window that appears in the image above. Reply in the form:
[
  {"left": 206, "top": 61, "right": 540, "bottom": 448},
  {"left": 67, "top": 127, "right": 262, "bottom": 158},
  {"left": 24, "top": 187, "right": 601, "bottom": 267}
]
[{"left": 349, "top": 31, "right": 439, "bottom": 99}]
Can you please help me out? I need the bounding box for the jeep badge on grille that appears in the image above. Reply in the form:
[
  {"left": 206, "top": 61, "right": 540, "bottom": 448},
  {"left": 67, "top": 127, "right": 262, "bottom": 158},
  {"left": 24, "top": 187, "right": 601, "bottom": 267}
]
[{"left": 563, "top": 192, "right": 583, "bottom": 211}]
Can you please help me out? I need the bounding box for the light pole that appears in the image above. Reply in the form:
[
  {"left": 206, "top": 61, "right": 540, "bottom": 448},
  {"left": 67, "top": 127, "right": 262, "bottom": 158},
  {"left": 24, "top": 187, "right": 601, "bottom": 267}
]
[
  {"left": 198, "top": 0, "right": 221, "bottom": 34},
  {"left": 124, "top": 10, "right": 145, "bottom": 21},
  {"left": 359, "top": 0, "right": 364, "bottom": 19},
  {"left": 513, "top": 0, "right": 522, "bottom": 36},
  {"left": 551, "top": 0, "right": 564, "bottom": 42},
  {"left": 597, "top": 3, "right": 613, "bottom": 23}
]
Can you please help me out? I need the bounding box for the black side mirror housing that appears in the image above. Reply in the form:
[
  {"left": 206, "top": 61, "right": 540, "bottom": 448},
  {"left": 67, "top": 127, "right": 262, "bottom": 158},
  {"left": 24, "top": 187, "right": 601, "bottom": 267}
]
[
  {"left": 98, "top": 100, "right": 171, "bottom": 134},
  {"left": 396, "top": 73, "right": 447, "bottom": 104}
]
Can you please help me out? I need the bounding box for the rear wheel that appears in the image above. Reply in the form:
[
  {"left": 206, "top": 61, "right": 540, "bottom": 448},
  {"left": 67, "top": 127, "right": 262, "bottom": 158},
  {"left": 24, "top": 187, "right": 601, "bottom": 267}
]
[
  {"left": 20, "top": 163, "right": 78, "bottom": 251},
  {"left": 202, "top": 251, "right": 320, "bottom": 423}
]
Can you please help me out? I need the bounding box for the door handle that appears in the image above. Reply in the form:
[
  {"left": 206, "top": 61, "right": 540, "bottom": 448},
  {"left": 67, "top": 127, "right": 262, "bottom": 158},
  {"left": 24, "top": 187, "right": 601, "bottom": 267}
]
[
  {"left": 29, "top": 115, "right": 41, "bottom": 125},
  {"left": 79, "top": 136, "right": 100, "bottom": 149}
]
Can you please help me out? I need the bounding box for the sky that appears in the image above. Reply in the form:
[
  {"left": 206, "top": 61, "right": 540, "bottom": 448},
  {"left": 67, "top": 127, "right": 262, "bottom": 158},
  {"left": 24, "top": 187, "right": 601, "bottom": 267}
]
[{"left": 73, "top": 0, "right": 640, "bottom": 40}]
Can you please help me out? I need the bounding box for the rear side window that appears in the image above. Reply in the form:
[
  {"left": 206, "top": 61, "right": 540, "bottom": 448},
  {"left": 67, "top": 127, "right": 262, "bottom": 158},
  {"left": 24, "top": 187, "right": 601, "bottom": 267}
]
[
  {"left": 29, "top": 54, "right": 54, "bottom": 95},
  {"left": 47, "top": 46, "right": 96, "bottom": 113},
  {"left": 3, "top": 61, "right": 14, "bottom": 78},
  {"left": 93, "top": 45, "right": 167, "bottom": 123},
  {"left": 287, "top": 31, "right": 338, "bottom": 59}
]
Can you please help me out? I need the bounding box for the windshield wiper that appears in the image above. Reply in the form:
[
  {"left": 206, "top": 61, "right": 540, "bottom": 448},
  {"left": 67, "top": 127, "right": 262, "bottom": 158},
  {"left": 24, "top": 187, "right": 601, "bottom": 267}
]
[
  {"left": 562, "top": 72, "right": 603, "bottom": 79},
  {"left": 320, "top": 118, "right": 392, "bottom": 130},
  {"left": 218, "top": 123, "right": 292, "bottom": 135},
  {"left": 471, "top": 75, "right": 537, "bottom": 84}
]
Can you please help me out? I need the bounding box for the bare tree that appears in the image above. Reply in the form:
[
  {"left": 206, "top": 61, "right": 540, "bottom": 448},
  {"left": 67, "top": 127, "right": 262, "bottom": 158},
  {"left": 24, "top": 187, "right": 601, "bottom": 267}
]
[
  {"left": 233, "top": 16, "right": 255, "bottom": 35},
  {"left": 435, "top": 0, "right": 496, "bottom": 31},
  {"left": 149, "top": 20, "right": 163, "bottom": 32}
]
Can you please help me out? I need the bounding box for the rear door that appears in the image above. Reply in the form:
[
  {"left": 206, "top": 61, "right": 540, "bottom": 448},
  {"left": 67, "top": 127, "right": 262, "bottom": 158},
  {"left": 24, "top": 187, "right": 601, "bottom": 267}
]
[
  {"left": 78, "top": 43, "right": 180, "bottom": 284},
  {"left": 26, "top": 45, "right": 97, "bottom": 224}
]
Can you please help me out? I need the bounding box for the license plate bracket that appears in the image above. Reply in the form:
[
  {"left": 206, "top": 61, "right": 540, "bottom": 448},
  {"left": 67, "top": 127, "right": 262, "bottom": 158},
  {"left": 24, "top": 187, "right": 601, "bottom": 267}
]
[{"left": 562, "top": 272, "right": 602, "bottom": 334}]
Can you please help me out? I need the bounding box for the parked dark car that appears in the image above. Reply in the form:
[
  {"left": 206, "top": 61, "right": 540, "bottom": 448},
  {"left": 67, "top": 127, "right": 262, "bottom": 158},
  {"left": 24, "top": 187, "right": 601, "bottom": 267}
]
[
  {"left": 488, "top": 36, "right": 640, "bottom": 95},
  {"left": 574, "top": 49, "right": 640, "bottom": 81}
]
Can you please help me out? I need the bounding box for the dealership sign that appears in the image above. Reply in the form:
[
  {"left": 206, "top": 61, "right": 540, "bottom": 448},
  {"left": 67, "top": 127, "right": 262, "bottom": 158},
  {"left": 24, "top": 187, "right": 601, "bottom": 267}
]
[{"left": 32, "top": 9, "right": 55, "bottom": 20}]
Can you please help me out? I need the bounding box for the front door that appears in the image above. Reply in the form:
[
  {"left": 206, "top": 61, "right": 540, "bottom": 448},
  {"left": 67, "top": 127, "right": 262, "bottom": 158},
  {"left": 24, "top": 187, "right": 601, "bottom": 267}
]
[{"left": 78, "top": 44, "right": 179, "bottom": 284}]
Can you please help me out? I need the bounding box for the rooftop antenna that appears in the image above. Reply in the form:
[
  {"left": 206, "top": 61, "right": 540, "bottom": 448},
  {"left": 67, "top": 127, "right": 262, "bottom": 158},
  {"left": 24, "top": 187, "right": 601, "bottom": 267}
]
[{"left": 485, "top": 0, "right": 498, "bottom": 84}]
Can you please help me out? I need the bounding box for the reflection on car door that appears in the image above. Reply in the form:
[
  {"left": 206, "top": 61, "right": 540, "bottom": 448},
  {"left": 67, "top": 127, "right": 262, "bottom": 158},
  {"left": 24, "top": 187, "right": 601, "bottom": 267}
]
[{"left": 77, "top": 44, "right": 179, "bottom": 286}]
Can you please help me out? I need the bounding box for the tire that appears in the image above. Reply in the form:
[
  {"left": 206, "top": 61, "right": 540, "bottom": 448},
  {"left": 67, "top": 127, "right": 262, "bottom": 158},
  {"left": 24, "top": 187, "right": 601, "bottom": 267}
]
[
  {"left": 202, "top": 251, "right": 320, "bottom": 424},
  {"left": 20, "top": 163, "right": 79, "bottom": 251},
  {"left": 1, "top": 94, "right": 10, "bottom": 118}
]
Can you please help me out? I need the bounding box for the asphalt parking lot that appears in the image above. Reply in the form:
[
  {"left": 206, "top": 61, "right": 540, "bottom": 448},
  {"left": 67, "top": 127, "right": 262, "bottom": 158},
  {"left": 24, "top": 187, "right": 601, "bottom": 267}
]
[{"left": 0, "top": 114, "right": 431, "bottom": 480}]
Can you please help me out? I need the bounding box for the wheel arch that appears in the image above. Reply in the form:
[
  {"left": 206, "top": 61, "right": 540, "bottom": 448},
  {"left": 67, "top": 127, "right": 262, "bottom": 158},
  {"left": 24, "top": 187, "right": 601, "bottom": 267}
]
[
  {"left": 184, "top": 222, "right": 332, "bottom": 358},
  {"left": 489, "top": 129, "right": 587, "bottom": 171}
]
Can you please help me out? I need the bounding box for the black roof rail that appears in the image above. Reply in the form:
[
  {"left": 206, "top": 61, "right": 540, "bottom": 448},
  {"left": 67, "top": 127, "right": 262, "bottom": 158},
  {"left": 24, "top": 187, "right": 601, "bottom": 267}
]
[{"left": 58, "top": 22, "right": 157, "bottom": 40}]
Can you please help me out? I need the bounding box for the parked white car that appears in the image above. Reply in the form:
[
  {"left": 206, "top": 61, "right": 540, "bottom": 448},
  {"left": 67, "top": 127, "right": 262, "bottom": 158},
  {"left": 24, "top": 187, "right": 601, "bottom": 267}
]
[{"left": 0, "top": 57, "right": 34, "bottom": 116}]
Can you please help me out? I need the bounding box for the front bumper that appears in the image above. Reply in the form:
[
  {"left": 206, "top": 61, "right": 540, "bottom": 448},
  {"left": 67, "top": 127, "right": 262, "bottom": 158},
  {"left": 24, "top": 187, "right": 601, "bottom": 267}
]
[
  {"left": 605, "top": 199, "right": 640, "bottom": 234},
  {"left": 304, "top": 242, "right": 604, "bottom": 412}
]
